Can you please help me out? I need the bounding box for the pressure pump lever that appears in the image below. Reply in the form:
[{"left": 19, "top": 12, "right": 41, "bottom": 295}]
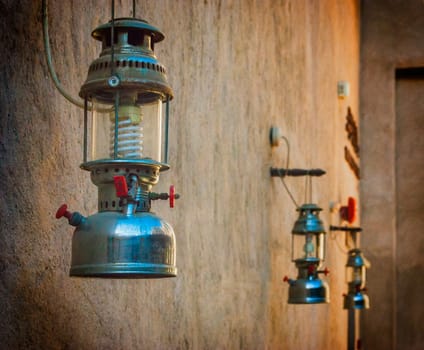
[{"left": 150, "top": 185, "right": 180, "bottom": 208}]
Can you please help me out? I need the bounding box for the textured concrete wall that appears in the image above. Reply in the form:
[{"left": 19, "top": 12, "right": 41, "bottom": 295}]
[
  {"left": 0, "top": 0, "right": 359, "bottom": 349},
  {"left": 360, "top": 0, "right": 424, "bottom": 349}
]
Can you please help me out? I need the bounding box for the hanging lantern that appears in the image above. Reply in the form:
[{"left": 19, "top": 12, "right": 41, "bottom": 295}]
[
  {"left": 283, "top": 204, "right": 330, "bottom": 304},
  {"left": 56, "top": 13, "right": 179, "bottom": 278},
  {"left": 343, "top": 248, "right": 370, "bottom": 309}
]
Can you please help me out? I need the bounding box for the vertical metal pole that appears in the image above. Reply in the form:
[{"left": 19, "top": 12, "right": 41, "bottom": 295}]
[
  {"left": 348, "top": 309, "right": 355, "bottom": 350},
  {"left": 83, "top": 97, "right": 88, "bottom": 163},
  {"left": 164, "top": 99, "right": 170, "bottom": 164},
  {"left": 133, "top": 0, "right": 136, "bottom": 18}
]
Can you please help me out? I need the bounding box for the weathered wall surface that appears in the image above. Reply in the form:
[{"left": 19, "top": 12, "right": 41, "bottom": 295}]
[
  {"left": 0, "top": 1, "right": 359, "bottom": 349},
  {"left": 360, "top": 1, "right": 424, "bottom": 349}
]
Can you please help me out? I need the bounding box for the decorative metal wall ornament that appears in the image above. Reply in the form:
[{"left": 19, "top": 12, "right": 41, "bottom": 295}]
[
  {"left": 270, "top": 127, "right": 330, "bottom": 304},
  {"left": 344, "top": 107, "right": 360, "bottom": 179},
  {"left": 44, "top": 0, "right": 180, "bottom": 278}
]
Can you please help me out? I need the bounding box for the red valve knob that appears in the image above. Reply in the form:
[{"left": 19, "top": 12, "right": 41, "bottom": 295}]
[
  {"left": 169, "top": 185, "right": 175, "bottom": 208},
  {"left": 340, "top": 197, "right": 356, "bottom": 223},
  {"left": 56, "top": 204, "right": 72, "bottom": 220},
  {"left": 283, "top": 276, "right": 289, "bottom": 283},
  {"left": 113, "top": 175, "right": 128, "bottom": 197},
  {"left": 323, "top": 267, "right": 330, "bottom": 276}
]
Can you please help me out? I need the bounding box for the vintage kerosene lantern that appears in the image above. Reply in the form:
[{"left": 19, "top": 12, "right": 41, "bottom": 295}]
[
  {"left": 343, "top": 248, "right": 370, "bottom": 309},
  {"left": 55, "top": 13, "right": 179, "bottom": 278},
  {"left": 283, "top": 204, "right": 330, "bottom": 304}
]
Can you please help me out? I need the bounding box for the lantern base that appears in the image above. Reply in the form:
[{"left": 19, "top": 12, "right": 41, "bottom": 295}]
[
  {"left": 288, "top": 277, "right": 330, "bottom": 304},
  {"left": 70, "top": 263, "right": 176, "bottom": 278},
  {"left": 343, "top": 292, "right": 369, "bottom": 309},
  {"left": 69, "top": 211, "right": 177, "bottom": 279}
]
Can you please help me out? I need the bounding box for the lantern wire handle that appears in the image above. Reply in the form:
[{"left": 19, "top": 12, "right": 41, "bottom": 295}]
[
  {"left": 278, "top": 136, "right": 299, "bottom": 208},
  {"left": 42, "top": 0, "right": 85, "bottom": 108},
  {"left": 83, "top": 97, "right": 88, "bottom": 162},
  {"left": 304, "top": 175, "right": 313, "bottom": 203},
  {"left": 334, "top": 234, "right": 349, "bottom": 254}
]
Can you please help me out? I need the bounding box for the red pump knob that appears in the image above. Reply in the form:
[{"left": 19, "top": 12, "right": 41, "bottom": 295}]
[
  {"left": 56, "top": 204, "right": 72, "bottom": 220},
  {"left": 169, "top": 185, "right": 176, "bottom": 208},
  {"left": 323, "top": 267, "right": 330, "bottom": 276}
]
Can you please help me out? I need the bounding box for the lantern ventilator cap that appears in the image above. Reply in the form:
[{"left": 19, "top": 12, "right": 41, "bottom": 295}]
[
  {"left": 79, "top": 17, "right": 173, "bottom": 103},
  {"left": 292, "top": 203, "right": 326, "bottom": 234},
  {"left": 346, "top": 248, "right": 371, "bottom": 269}
]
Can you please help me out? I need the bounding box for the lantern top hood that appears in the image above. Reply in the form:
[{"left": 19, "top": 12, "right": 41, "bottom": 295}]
[
  {"left": 346, "top": 248, "right": 371, "bottom": 268},
  {"left": 292, "top": 203, "right": 326, "bottom": 234},
  {"left": 91, "top": 17, "right": 165, "bottom": 44},
  {"left": 79, "top": 17, "right": 173, "bottom": 103}
]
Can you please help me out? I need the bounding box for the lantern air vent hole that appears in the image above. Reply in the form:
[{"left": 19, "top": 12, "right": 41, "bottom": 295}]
[{"left": 89, "top": 61, "right": 165, "bottom": 73}]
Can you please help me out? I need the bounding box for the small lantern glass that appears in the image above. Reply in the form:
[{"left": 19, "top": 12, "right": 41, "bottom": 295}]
[
  {"left": 291, "top": 204, "right": 326, "bottom": 262},
  {"left": 346, "top": 249, "right": 367, "bottom": 289},
  {"left": 291, "top": 231, "right": 325, "bottom": 262}
]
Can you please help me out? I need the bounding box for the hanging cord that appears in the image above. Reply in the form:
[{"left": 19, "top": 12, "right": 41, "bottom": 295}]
[
  {"left": 278, "top": 136, "right": 299, "bottom": 208},
  {"left": 110, "top": 0, "right": 116, "bottom": 77},
  {"left": 42, "top": 0, "right": 85, "bottom": 108},
  {"left": 333, "top": 233, "right": 349, "bottom": 254}
]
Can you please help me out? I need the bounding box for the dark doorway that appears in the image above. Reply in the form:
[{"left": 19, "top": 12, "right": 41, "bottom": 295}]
[{"left": 395, "top": 67, "right": 424, "bottom": 350}]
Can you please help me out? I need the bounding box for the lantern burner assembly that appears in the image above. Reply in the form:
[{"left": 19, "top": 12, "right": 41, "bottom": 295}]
[{"left": 44, "top": 1, "right": 180, "bottom": 278}]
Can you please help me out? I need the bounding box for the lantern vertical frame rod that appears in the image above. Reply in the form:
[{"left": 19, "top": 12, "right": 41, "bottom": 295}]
[
  {"left": 132, "top": 0, "right": 136, "bottom": 18},
  {"left": 113, "top": 92, "right": 120, "bottom": 159},
  {"left": 83, "top": 97, "right": 88, "bottom": 163},
  {"left": 164, "top": 99, "right": 170, "bottom": 164}
]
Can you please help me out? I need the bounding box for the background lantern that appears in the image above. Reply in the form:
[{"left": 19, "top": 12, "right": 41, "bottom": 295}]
[
  {"left": 53, "top": 5, "right": 179, "bottom": 278},
  {"left": 344, "top": 248, "right": 370, "bottom": 309},
  {"left": 269, "top": 128, "right": 330, "bottom": 305},
  {"left": 329, "top": 225, "right": 371, "bottom": 310},
  {"left": 284, "top": 204, "right": 330, "bottom": 304}
]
